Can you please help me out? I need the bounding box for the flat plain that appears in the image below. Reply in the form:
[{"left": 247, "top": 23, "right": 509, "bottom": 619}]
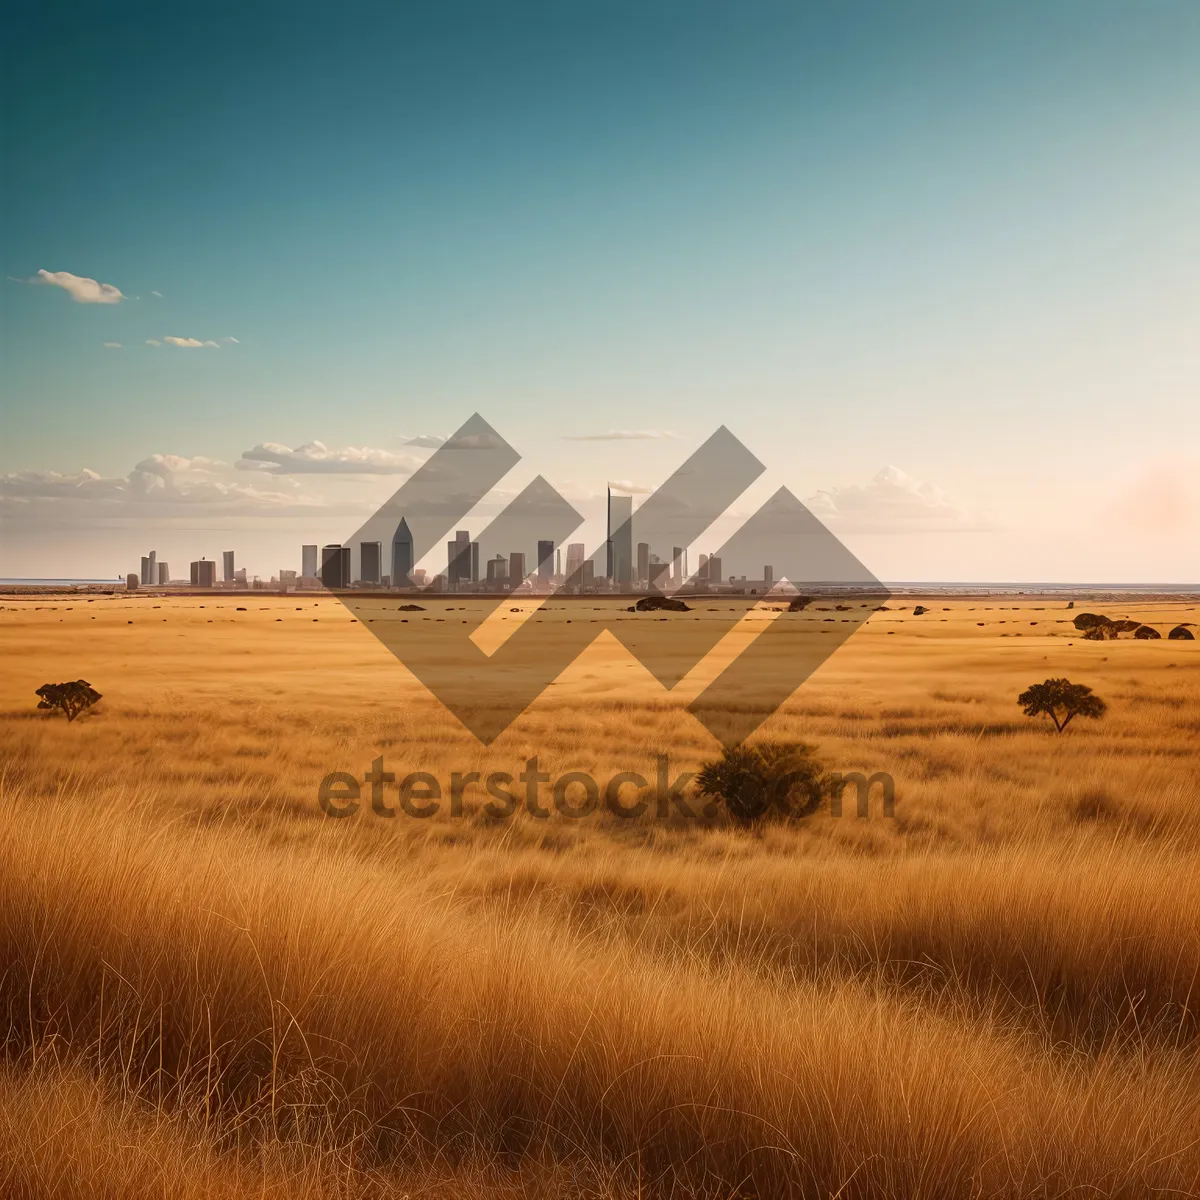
[{"left": 1, "top": 590, "right": 1198, "bottom": 1198}]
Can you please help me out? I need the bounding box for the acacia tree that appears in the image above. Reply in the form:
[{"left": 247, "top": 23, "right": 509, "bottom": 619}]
[
  {"left": 36, "top": 680, "right": 102, "bottom": 722},
  {"left": 695, "top": 741, "right": 825, "bottom": 824},
  {"left": 1017, "top": 678, "right": 1105, "bottom": 733}
]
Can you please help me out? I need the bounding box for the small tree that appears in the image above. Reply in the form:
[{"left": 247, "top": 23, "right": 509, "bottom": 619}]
[
  {"left": 36, "top": 680, "right": 102, "bottom": 722},
  {"left": 695, "top": 741, "right": 825, "bottom": 825},
  {"left": 1017, "top": 678, "right": 1105, "bottom": 733}
]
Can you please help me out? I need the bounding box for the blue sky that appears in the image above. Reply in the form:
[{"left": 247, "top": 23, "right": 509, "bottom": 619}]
[{"left": 2, "top": 1, "right": 1198, "bottom": 581}]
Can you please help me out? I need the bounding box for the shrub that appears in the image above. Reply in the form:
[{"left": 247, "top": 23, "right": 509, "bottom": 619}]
[
  {"left": 695, "top": 741, "right": 825, "bottom": 825},
  {"left": 36, "top": 680, "right": 102, "bottom": 722},
  {"left": 1017, "top": 678, "right": 1105, "bottom": 733}
]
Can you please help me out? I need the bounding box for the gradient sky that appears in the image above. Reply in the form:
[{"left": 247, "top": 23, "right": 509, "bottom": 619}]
[{"left": 2, "top": 1, "right": 1198, "bottom": 581}]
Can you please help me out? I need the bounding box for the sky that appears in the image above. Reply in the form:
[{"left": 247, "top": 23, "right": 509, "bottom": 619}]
[{"left": 2, "top": 0, "right": 1198, "bottom": 583}]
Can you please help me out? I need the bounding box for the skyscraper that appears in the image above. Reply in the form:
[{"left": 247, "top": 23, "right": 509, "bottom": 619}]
[
  {"left": 302, "top": 544, "right": 318, "bottom": 579},
  {"left": 698, "top": 553, "right": 708, "bottom": 581},
  {"left": 141, "top": 551, "right": 156, "bottom": 588},
  {"left": 508, "top": 551, "right": 526, "bottom": 586},
  {"left": 190, "top": 559, "right": 215, "bottom": 587},
  {"left": 708, "top": 556, "right": 723, "bottom": 585},
  {"left": 390, "top": 519, "right": 413, "bottom": 586},
  {"left": 565, "top": 542, "right": 585, "bottom": 578},
  {"left": 320, "top": 544, "right": 349, "bottom": 589},
  {"left": 537, "top": 539, "right": 554, "bottom": 581},
  {"left": 636, "top": 542, "right": 650, "bottom": 585},
  {"left": 360, "top": 541, "right": 382, "bottom": 584},
  {"left": 672, "top": 547, "right": 684, "bottom": 584},
  {"left": 223, "top": 551, "right": 235, "bottom": 582},
  {"left": 470, "top": 541, "right": 480, "bottom": 584},
  {"left": 763, "top": 565, "right": 774, "bottom": 589},
  {"left": 608, "top": 492, "right": 632, "bottom": 585},
  {"left": 447, "top": 529, "right": 471, "bottom": 589},
  {"left": 157, "top": 562, "right": 170, "bottom": 585}
]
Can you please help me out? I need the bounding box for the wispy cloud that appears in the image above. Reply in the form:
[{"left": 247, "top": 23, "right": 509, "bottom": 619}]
[
  {"left": 103, "top": 342, "right": 122, "bottom": 350},
  {"left": 163, "top": 336, "right": 220, "bottom": 349},
  {"left": 150, "top": 290, "right": 163, "bottom": 298},
  {"left": 24, "top": 269, "right": 125, "bottom": 304},
  {"left": 237, "top": 440, "right": 420, "bottom": 475},
  {"left": 404, "top": 434, "right": 445, "bottom": 448},
  {"left": 563, "top": 429, "right": 680, "bottom": 441},
  {"left": 806, "top": 467, "right": 984, "bottom": 532}
]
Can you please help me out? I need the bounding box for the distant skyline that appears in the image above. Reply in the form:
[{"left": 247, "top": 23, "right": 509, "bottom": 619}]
[{"left": 2, "top": 2, "right": 1198, "bottom": 583}]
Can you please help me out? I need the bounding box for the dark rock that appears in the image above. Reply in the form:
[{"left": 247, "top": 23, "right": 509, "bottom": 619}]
[
  {"left": 398, "top": 603, "right": 425, "bottom": 611},
  {"left": 913, "top": 605, "right": 928, "bottom": 616},
  {"left": 787, "top": 596, "right": 814, "bottom": 612},
  {"left": 1073, "top": 613, "right": 1112, "bottom": 631},
  {"left": 1110, "top": 619, "right": 1142, "bottom": 635},
  {"left": 1133, "top": 625, "right": 1161, "bottom": 640},
  {"left": 633, "top": 595, "right": 690, "bottom": 613},
  {"left": 1168, "top": 625, "right": 1195, "bottom": 640}
]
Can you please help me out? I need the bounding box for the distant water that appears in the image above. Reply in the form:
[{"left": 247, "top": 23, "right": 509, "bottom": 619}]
[{"left": 885, "top": 581, "right": 1199, "bottom": 592}]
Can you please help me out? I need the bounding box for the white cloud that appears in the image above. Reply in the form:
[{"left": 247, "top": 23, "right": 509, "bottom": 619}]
[
  {"left": 146, "top": 339, "right": 161, "bottom": 346},
  {"left": 219, "top": 336, "right": 239, "bottom": 344},
  {"left": 150, "top": 290, "right": 163, "bottom": 298},
  {"left": 164, "top": 336, "right": 220, "bottom": 349},
  {"left": 0, "top": 455, "right": 319, "bottom": 518},
  {"left": 404, "top": 434, "right": 446, "bottom": 448},
  {"left": 103, "top": 342, "right": 122, "bottom": 350},
  {"left": 563, "top": 429, "right": 680, "bottom": 441},
  {"left": 806, "top": 467, "right": 983, "bottom": 532},
  {"left": 29, "top": 269, "right": 124, "bottom": 304},
  {"left": 237, "top": 440, "right": 420, "bottom": 475}
]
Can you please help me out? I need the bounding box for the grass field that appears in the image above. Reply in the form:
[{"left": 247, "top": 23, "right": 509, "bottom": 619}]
[{"left": 2, "top": 590, "right": 1199, "bottom": 1197}]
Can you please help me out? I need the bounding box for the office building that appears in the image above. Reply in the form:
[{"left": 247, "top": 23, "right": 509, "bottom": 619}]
[
  {"left": 672, "top": 546, "right": 684, "bottom": 584},
  {"left": 320, "top": 544, "right": 350, "bottom": 589},
  {"left": 697, "top": 554, "right": 708, "bottom": 581},
  {"left": 360, "top": 540, "right": 382, "bottom": 584},
  {"left": 190, "top": 559, "right": 216, "bottom": 587},
  {"left": 508, "top": 551, "right": 526, "bottom": 585},
  {"left": 302, "top": 544, "right": 319, "bottom": 579},
  {"left": 537, "top": 539, "right": 554, "bottom": 581},
  {"left": 470, "top": 541, "right": 480, "bottom": 584},
  {"left": 565, "top": 542, "right": 585, "bottom": 577},
  {"left": 390, "top": 520, "right": 413, "bottom": 586},
  {"left": 486, "top": 555, "right": 507, "bottom": 585},
  {"left": 140, "top": 551, "right": 156, "bottom": 588},
  {"left": 636, "top": 542, "right": 650, "bottom": 584},
  {"left": 708, "top": 556, "right": 723, "bottom": 585},
  {"left": 157, "top": 562, "right": 170, "bottom": 585},
  {"left": 556, "top": 548, "right": 562, "bottom": 576},
  {"left": 606, "top": 490, "right": 633, "bottom": 585},
  {"left": 763, "top": 565, "right": 774, "bottom": 589},
  {"left": 223, "top": 551, "right": 235, "bottom": 582}
]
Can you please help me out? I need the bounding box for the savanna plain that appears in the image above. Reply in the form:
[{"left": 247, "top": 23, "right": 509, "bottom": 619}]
[{"left": 1, "top": 590, "right": 1199, "bottom": 1199}]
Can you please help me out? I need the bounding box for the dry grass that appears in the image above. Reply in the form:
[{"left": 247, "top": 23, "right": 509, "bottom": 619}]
[{"left": 1, "top": 591, "right": 1198, "bottom": 1197}]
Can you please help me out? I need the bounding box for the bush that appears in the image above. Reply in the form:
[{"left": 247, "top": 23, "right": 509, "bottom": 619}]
[
  {"left": 1017, "top": 678, "right": 1105, "bottom": 733},
  {"left": 695, "top": 741, "right": 825, "bottom": 825},
  {"left": 36, "top": 680, "right": 102, "bottom": 722}
]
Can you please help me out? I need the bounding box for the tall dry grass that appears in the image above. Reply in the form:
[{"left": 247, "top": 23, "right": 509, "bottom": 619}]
[{"left": 1, "top": 592, "right": 1198, "bottom": 1196}]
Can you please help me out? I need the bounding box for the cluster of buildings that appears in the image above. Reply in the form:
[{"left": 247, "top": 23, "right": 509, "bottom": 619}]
[{"left": 128, "top": 495, "right": 780, "bottom": 595}]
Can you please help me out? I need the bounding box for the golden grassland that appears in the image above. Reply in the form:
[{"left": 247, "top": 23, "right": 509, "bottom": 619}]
[{"left": 1, "top": 591, "right": 1198, "bottom": 1198}]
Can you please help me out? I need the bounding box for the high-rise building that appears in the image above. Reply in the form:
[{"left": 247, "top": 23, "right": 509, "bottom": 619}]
[
  {"left": 470, "top": 541, "right": 480, "bottom": 584},
  {"left": 763, "top": 565, "right": 774, "bottom": 589},
  {"left": 565, "top": 542, "right": 585, "bottom": 578},
  {"left": 302, "top": 544, "right": 319, "bottom": 579},
  {"left": 486, "top": 555, "right": 507, "bottom": 584},
  {"left": 636, "top": 542, "right": 650, "bottom": 584},
  {"left": 697, "top": 553, "right": 709, "bottom": 581},
  {"left": 537, "top": 540, "right": 554, "bottom": 581},
  {"left": 140, "top": 551, "right": 157, "bottom": 588},
  {"left": 223, "top": 551, "right": 235, "bottom": 582},
  {"left": 360, "top": 541, "right": 382, "bottom": 584},
  {"left": 390, "top": 520, "right": 413, "bottom": 586},
  {"left": 708, "top": 556, "right": 723, "bottom": 585},
  {"left": 157, "top": 562, "right": 170, "bottom": 585},
  {"left": 320, "top": 544, "right": 350, "bottom": 589},
  {"left": 556, "top": 548, "right": 562, "bottom": 576},
  {"left": 672, "top": 546, "right": 684, "bottom": 584},
  {"left": 446, "top": 530, "right": 471, "bottom": 589},
  {"left": 508, "top": 551, "right": 526, "bottom": 585},
  {"left": 126, "top": 573, "right": 139, "bottom": 591},
  {"left": 190, "top": 559, "right": 216, "bottom": 587},
  {"left": 606, "top": 491, "right": 633, "bottom": 584}
]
